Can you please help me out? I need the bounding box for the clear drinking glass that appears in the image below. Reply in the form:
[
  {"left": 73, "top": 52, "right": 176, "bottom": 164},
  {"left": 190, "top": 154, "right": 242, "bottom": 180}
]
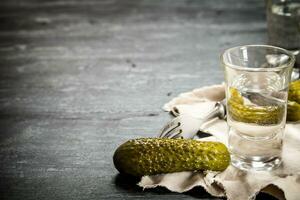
[
  {"left": 266, "top": 0, "right": 300, "bottom": 77},
  {"left": 221, "top": 45, "right": 295, "bottom": 171}
]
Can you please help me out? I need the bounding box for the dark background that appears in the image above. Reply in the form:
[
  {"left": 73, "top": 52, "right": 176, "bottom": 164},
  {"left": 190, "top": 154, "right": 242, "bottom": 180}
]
[{"left": 0, "top": 0, "right": 276, "bottom": 199}]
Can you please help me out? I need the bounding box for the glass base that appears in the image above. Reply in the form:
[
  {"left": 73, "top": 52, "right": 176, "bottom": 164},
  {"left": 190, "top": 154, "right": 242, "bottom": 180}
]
[{"left": 231, "top": 154, "right": 282, "bottom": 171}]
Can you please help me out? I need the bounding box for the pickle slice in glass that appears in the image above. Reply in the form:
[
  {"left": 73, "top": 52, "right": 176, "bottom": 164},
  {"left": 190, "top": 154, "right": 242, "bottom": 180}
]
[{"left": 228, "top": 87, "right": 284, "bottom": 125}]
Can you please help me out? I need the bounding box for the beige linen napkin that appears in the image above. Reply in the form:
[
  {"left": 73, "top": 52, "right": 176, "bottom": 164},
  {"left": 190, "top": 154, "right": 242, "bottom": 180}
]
[{"left": 138, "top": 84, "right": 300, "bottom": 200}]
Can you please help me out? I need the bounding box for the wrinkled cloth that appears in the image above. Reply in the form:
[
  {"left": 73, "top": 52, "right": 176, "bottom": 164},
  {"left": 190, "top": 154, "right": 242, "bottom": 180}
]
[{"left": 138, "top": 84, "right": 300, "bottom": 200}]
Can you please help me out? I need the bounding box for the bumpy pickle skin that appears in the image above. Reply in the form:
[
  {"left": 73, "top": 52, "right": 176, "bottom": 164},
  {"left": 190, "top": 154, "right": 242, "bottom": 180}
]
[
  {"left": 287, "top": 101, "right": 300, "bottom": 122},
  {"left": 228, "top": 88, "right": 283, "bottom": 125},
  {"left": 287, "top": 80, "right": 300, "bottom": 122},
  {"left": 113, "top": 138, "right": 230, "bottom": 177},
  {"left": 289, "top": 80, "right": 300, "bottom": 103}
]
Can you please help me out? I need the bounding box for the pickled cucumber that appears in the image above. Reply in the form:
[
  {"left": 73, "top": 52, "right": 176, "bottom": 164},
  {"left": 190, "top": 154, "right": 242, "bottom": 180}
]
[
  {"left": 287, "top": 101, "right": 300, "bottom": 122},
  {"left": 113, "top": 138, "right": 230, "bottom": 177},
  {"left": 228, "top": 88, "right": 283, "bottom": 125},
  {"left": 289, "top": 80, "right": 300, "bottom": 103},
  {"left": 287, "top": 80, "right": 300, "bottom": 122}
]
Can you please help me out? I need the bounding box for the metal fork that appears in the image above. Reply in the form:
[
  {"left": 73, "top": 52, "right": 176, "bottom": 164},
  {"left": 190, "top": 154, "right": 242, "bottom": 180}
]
[{"left": 158, "top": 100, "right": 226, "bottom": 139}]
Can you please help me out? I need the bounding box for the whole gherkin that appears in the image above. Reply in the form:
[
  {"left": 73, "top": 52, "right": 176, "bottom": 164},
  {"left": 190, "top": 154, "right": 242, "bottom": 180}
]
[{"left": 113, "top": 138, "right": 230, "bottom": 177}]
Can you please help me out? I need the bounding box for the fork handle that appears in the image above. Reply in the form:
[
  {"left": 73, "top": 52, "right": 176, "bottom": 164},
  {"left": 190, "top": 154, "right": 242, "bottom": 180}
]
[
  {"left": 179, "top": 103, "right": 224, "bottom": 139},
  {"left": 199, "top": 102, "right": 225, "bottom": 125}
]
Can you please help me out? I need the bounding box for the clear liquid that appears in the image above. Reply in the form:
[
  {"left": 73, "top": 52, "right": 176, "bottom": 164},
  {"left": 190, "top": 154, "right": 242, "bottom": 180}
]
[{"left": 228, "top": 73, "right": 287, "bottom": 170}]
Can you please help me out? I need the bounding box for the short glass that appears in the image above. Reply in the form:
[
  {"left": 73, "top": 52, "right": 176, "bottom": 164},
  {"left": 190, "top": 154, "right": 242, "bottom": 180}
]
[{"left": 221, "top": 45, "right": 295, "bottom": 171}]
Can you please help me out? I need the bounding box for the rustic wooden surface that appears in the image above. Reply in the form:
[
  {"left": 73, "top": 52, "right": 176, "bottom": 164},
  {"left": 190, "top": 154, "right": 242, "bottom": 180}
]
[{"left": 0, "top": 0, "right": 277, "bottom": 199}]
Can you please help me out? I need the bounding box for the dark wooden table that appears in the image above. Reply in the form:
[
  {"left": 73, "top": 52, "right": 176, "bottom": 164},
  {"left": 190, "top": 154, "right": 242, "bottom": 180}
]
[{"left": 0, "top": 0, "right": 277, "bottom": 199}]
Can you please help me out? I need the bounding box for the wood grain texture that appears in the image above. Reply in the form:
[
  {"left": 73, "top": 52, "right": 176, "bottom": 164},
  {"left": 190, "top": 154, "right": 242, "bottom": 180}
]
[{"left": 0, "top": 0, "right": 276, "bottom": 199}]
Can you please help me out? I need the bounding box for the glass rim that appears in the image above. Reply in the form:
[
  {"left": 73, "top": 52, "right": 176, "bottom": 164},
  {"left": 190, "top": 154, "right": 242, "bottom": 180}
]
[{"left": 221, "top": 44, "right": 295, "bottom": 72}]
